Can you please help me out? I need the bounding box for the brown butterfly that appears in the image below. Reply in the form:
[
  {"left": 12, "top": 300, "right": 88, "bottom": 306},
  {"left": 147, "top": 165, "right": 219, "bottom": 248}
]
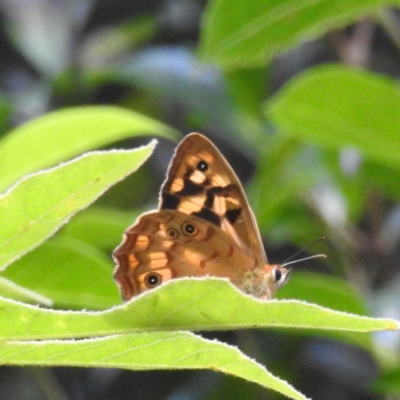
[{"left": 113, "top": 133, "right": 291, "bottom": 301}]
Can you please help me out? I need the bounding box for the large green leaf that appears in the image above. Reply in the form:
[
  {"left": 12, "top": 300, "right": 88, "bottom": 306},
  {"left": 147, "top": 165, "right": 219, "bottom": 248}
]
[
  {"left": 267, "top": 65, "right": 400, "bottom": 169},
  {"left": 0, "top": 332, "right": 307, "bottom": 400},
  {"left": 0, "top": 279, "right": 396, "bottom": 341},
  {"left": 200, "top": 0, "right": 400, "bottom": 68},
  {"left": 0, "top": 236, "right": 119, "bottom": 309},
  {"left": 0, "top": 279, "right": 396, "bottom": 400},
  {"left": 0, "top": 106, "right": 177, "bottom": 191},
  {"left": 0, "top": 143, "right": 156, "bottom": 270}
]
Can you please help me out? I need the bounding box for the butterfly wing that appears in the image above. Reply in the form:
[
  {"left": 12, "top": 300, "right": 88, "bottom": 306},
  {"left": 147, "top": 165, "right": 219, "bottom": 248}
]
[
  {"left": 113, "top": 210, "right": 255, "bottom": 299},
  {"left": 160, "top": 133, "right": 267, "bottom": 268}
]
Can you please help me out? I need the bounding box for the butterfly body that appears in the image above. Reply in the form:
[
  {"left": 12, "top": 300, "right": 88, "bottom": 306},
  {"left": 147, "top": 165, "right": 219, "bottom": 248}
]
[{"left": 113, "top": 133, "right": 290, "bottom": 300}]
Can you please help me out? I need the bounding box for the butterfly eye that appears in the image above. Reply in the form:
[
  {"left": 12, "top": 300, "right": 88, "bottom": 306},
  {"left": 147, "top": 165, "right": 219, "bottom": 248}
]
[
  {"left": 144, "top": 272, "right": 162, "bottom": 288},
  {"left": 273, "top": 268, "right": 283, "bottom": 283},
  {"left": 182, "top": 222, "right": 198, "bottom": 236},
  {"left": 167, "top": 228, "right": 179, "bottom": 239},
  {"left": 196, "top": 160, "right": 209, "bottom": 172}
]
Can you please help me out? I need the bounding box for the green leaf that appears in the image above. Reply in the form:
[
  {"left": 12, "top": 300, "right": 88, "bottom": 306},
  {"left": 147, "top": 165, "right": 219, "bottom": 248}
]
[
  {"left": 0, "top": 332, "right": 308, "bottom": 400},
  {"left": 224, "top": 67, "right": 268, "bottom": 117},
  {"left": 62, "top": 206, "right": 143, "bottom": 251},
  {"left": 0, "top": 106, "right": 177, "bottom": 191},
  {"left": 278, "top": 272, "right": 374, "bottom": 350},
  {"left": 0, "top": 279, "right": 396, "bottom": 400},
  {"left": 0, "top": 279, "right": 396, "bottom": 341},
  {"left": 373, "top": 366, "right": 400, "bottom": 394},
  {"left": 250, "top": 137, "right": 313, "bottom": 233},
  {"left": 199, "top": 0, "right": 400, "bottom": 68},
  {"left": 267, "top": 65, "right": 400, "bottom": 169},
  {"left": 0, "top": 236, "right": 119, "bottom": 309},
  {"left": 0, "top": 277, "right": 52, "bottom": 306},
  {"left": 0, "top": 142, "right": 156, "bottom": 271},
  {"left": 361, "top": 160, "right": 400, "bottom": 200}
]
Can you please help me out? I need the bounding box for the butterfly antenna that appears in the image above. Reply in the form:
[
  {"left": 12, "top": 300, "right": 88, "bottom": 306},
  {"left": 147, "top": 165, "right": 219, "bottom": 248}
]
[
  {"left": 281, "top": 254, "right": 326, "bottom": 268},
  {"left": 281, "top": 237, "right": 326, "bottom": 266}
]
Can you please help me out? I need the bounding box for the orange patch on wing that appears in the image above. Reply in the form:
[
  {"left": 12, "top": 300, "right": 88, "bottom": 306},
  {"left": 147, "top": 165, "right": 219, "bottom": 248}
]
[
  {"left": 170, "top": 177, "right": 184, "bottom": 193},
  {"left": 183, "top": 248, "right": 202, "bottom": 265},
  {"left": 159, "top": 241, "right": 174, "bottom": 250},
  {"left": 187, "top": 193, "right": 207, "bottom": 206},
  {"left": 178, "top": 197, "right": 205, "bottom": 213},
  {"left": 158, "top": 267, "right": 174, "bottom": 281},
  {"left": 190, "top": 170, "right": 207, "bottom": 184},
  {"left": 211, "top": 174, "right": 228, "bottom": 187},
  {"left": 213, "top": 196, "right": 227, "bottom": 215},
  {"left": 226, "top": 196, "right": 240, "bottom": 207},
  {"left": 148, "top": 252, "right": 168, "bottom": 268},
  {"left": 135, "top": 235, "right": 150, "bottom": 251},
  {"left": 128, "top": 254, "right": 139, "bottom": 269}
]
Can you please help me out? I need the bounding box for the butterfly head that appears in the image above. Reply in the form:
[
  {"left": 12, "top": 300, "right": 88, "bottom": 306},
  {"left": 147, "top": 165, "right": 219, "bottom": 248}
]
[
  {"left": 262, "top": 264, "right": 291, "bottom": 299},
  {"left": 262, "top": 252, "right": 326, "bottom": 299}
]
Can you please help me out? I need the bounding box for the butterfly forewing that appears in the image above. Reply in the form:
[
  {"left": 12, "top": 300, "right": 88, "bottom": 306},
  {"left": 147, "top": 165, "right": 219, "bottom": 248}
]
[{"left": 159, "top": 133, "right": 267, "bottom": 267}]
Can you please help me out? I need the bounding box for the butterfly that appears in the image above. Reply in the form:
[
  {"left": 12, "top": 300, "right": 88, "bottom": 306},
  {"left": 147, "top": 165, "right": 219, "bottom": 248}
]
[{"left": 113, "top": 133, "right": 291, "bottom": 301}]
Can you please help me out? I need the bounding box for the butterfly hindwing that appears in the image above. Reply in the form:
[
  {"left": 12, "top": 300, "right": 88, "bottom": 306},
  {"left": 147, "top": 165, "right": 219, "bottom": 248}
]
[{"left": 113, "top": 210, "right": 254, "bottom": 298}]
